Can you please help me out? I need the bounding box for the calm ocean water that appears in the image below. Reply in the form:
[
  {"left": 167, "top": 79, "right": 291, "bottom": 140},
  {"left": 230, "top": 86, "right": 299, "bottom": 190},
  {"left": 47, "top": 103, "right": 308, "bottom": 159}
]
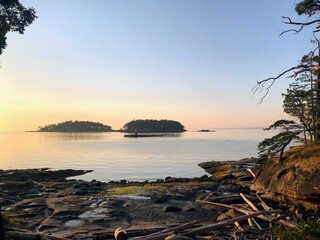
[{"left": 0, "top": 129, "right": 276, "bottom": 182}]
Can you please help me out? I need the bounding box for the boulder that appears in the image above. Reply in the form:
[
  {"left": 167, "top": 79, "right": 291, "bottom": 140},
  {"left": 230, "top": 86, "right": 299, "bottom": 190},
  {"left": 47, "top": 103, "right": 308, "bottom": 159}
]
[{"left": 251, "top": 144, "right": 320, "bottom": 210}]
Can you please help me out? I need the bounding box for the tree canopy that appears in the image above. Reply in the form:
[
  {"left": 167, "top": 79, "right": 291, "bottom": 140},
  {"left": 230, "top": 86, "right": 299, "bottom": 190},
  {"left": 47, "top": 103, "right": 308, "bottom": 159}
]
[
  {"left": 123, "top": 119, "right": 186, "bottom": 133},
  {"left": 258, "top": 120, "right": 302, "bottom": 161},
  {"left": 38, "top": 121, "right": 112, "bottom": 132},
  {"left": 295, "top": 0, "right": 320, "bottom": 16},
  {"left": 256, "top": 1, "right": 320, "bottom": 160},
  {"left": 0, "top": 0, "right": 36, "bottom": 55}
]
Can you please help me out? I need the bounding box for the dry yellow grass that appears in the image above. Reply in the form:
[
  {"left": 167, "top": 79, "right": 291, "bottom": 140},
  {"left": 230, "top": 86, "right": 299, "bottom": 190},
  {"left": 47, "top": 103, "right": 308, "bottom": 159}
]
[{"left": 283, "top": 143, "right": 320, "bottom": 172}]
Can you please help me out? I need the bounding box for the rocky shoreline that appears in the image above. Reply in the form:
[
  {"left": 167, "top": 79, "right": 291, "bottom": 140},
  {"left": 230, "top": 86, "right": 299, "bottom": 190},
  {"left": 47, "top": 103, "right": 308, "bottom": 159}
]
[{"left": 0, "top": 157, "right": 315, "bottom": 239}]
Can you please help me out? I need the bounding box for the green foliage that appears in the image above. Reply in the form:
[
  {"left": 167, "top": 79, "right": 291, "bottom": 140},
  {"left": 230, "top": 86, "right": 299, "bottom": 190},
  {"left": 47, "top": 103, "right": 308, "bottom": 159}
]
[
  {"left": 0, "top": 0, "right": 37, "bottom": 55},
  {"left": 38, "top": 120, "right": 112, "bottom": 132},
  {"left": 272, "top": 219, "right": 320, "bottom": 240},
  {"left": 295, "top": 0, "right": 320, "bottom": 16},
  {"left": 283, "top": 83, "right": 315, "bottom": 141},
  {"left": 123, "top": 119, "right": 186, "bottom": 133},
  {"left": 282, "top": 53, "right": 319, "bottom": 142},
  {"left": 258, "top": 120, "right": 302, "bottom": 161},
  {"left": 1, "top": 212, "right": 12, "bottom": 227}
]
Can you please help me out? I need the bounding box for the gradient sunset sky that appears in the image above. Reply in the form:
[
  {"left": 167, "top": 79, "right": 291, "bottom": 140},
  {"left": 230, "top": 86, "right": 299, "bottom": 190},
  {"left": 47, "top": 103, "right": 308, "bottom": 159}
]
[{"left": 0, "top": 0, "right": 313, "bottom": 131}]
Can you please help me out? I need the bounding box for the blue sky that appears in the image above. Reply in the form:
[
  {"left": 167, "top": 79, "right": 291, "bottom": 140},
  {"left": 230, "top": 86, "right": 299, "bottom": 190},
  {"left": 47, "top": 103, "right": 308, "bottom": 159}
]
[{"left": 0, "top": 0, "right": 314, "bottom": 131}]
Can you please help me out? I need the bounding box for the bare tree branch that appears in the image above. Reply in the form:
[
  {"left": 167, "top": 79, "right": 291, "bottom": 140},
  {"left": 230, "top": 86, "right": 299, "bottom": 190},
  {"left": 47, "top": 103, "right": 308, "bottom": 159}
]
[
  {"left": 280, "top": 26, "right": 303, "bottom": 36},
  {"left": 282, "top": 16, "right": 320, "bottom": 27},
  {"left": 253, "top": 66, "right": 306, "bottom": 103},
  {"left": 280, "top": 16, "right": 320, "bottom": 35}
]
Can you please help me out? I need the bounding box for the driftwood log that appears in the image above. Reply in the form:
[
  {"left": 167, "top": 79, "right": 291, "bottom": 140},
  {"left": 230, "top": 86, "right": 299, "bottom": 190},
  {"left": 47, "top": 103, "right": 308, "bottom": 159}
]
[
  {"left": 182, "top": 209, "right": 281, "bottom": 237},
  {"left": 115, "top": 227, "right": 127, "bottom": 240},
  {"left": 131, "top": 221, "right": 197, "bottom": 240},
  {"left": 198, "top": 197, "right": 297, "bottom": 228}
]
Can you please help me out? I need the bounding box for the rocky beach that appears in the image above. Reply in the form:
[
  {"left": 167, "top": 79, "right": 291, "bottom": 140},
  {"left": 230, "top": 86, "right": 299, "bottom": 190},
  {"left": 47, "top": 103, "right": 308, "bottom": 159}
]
[{"left": 1, "top": 156, "right": 313, "bottom": 240}]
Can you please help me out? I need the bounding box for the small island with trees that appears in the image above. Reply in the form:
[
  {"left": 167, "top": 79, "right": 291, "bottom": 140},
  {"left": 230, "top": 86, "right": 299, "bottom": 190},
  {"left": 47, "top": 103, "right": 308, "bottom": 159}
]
[
  {"left": 122, "top": 119, "right": 186, "bottom": 133},
  {"left": 36, "top": 119, "right": 186, "bottom": 134},
  {"left": 38, "top": 121, "right": 112, "bottom": 132}
]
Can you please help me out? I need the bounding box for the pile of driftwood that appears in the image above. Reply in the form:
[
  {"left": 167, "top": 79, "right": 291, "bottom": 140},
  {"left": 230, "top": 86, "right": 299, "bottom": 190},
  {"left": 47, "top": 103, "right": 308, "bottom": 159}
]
[{"left": 114, "top": 193, "right": 297, "bottom": 240}]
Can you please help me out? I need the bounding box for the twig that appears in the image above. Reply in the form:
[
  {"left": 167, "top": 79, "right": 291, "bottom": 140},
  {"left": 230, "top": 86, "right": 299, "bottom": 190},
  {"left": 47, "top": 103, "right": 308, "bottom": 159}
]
[{"left": 251, "top": 217, "right": 262, "bottom": 230}]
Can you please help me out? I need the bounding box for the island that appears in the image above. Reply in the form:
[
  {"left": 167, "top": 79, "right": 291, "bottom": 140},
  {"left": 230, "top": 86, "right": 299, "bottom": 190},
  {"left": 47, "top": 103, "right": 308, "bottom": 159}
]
[
  {"left": 37, "top": 120, "right": 112, "bottom": 132},
  {"left": 122, "top": 119, "right": 186, "bottom": 133},
  {"left": 197, "top": 129, "right": 216, "bottom": 132}
]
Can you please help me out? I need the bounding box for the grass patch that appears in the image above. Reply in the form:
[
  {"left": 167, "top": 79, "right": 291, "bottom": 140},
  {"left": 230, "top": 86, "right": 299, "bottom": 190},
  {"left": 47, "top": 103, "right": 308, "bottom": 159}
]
[
  {"left": 108, "top": 186, "right": 142, "bottom": 195},
  {"left": 107, "top": 185, "right": 160, "bottom": 195},
  {"left": 272, "top": 219, "right": 320, "bottom": 240}
]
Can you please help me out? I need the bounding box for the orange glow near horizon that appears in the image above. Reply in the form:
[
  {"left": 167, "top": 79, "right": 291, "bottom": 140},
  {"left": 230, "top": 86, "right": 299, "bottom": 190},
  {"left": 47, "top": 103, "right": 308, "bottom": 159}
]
[
  {"left": 0, "top": 104, "right": 287, "bottom": 132},
  {"left": 0, "top": 75, "right": 286, "bottom": 132}
]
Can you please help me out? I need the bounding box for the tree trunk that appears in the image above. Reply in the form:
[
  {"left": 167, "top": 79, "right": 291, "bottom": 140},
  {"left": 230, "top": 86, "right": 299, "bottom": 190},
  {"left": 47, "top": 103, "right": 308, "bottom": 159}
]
[
  {"left": 316, "top": 48, "right": 320, "bottom": 141},
  {"left": 279, "top": 141, "right": 291, "bottom": 162}
]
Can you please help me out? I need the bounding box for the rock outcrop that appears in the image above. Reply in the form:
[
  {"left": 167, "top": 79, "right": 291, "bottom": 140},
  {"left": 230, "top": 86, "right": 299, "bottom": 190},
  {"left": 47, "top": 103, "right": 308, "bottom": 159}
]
[
  {"left": 251, "top": 144, "right": 320, "bottom": 210},
  {"left": 198, "top": 158, "right": 256, "bottom": 188}
]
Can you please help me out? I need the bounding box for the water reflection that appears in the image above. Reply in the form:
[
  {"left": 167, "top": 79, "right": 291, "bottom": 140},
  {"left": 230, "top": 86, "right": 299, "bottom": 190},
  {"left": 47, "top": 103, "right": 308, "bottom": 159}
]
[
  {"left": 37, "top": 132, "right": 113, "bottom": 141},
  {"left": 0, "top": 129, "right": 278, "bottom": 181},
  {"left": 123, "top": 133, "right": 183, "bottom": 138}
]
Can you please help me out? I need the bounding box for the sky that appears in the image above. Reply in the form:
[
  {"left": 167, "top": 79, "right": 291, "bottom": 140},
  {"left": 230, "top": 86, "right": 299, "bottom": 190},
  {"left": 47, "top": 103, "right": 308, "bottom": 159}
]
[{"left": 0, "top": 0, "right": 315, "bottom": 131}]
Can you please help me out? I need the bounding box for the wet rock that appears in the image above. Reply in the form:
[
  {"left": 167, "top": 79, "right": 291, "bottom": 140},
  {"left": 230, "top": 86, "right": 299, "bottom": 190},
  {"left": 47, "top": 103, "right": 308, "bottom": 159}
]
[
  {"left": 0, "top": 199, "right": 17, "bottom": 206},
  {"left": 198, "top": 158, "right": 256, "bottom": 184},
  {"left": 152, "top": 196, "right": 168, "bottom": 204},
  {"left": 191, "top": 177, "right": 201, "bottom": 182},
  {"left": 200, "top": 174, "right": 209, "bottom": 180},
  {"left": 176, "top": 178, "right": 189, "bottom": 182},
  {"left": 123, "top": 200, "right": 137, "bottom": 208},
  {"left": 74, "top": 189, "right": 88, "bottom": 196},
  {"left": 0, "top": 169, "right": 92, "bottom": 182},
  {"left": 184, "top": 207, "right": 195, "bottom": 212},
  {"left": 5, "top": 231, "right": 41, "bottom": 240},
  {"left": 164, "top": 206, "right": 182, "bottom": 212},
  {"left": 165, "top": 177, "right": 177, "bottom": 182}
]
